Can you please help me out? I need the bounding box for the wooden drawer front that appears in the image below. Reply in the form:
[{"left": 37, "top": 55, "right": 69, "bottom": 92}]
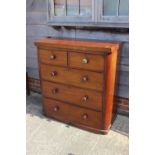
[
  {"left": 40, "top": 64, "right": 103, "bottom": 91},
  {"left": 43, "top": 98, "right": 69, "bottom": 122},
  {"left": 43, "top": 98, "right": 102, "bottom": 128},
  {"left": 69, "top": 52, "right": 104, "bottom": 71},
  {"left": 42, "top": 81, "right": 102, "bottom": 111},
  {"left": 39, "top": 49, "right": 67, "bottom": 66}
]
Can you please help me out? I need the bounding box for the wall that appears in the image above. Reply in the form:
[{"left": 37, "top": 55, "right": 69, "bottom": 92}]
[{"left": 26, "top": 0, "right": 129, "bottom": 114}]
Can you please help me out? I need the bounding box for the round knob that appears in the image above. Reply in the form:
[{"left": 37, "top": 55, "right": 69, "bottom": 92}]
[
  {"left": 82, "top": 114, "right": 88, "bottom": 120},
  {"left": 82, "top": 76, "right": 88, "bottom": 82},
  {"left": 82, "top": 58, "right": 89, "bottom": 64},
  {"left": 82, "top": 95, "right": 88, "bottom": 101},
  {"left": 53, "top": 106, "right": 59, "bottom": 112},
  {"left": 51, "top": 88, "right": 58, "bottom": 94},
  {"left": 51, "top": 71, "right": 57, "bottom": 76},
  {"left": 50, "top": 55, "right": 56, "bottom": 60}
]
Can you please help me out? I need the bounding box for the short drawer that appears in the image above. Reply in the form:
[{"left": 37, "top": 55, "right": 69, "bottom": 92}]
[
  {"left": 38, "top": 49, "right": 67, "bottom": 66},
  {"left": 42, "top": 81, "right": 102, "bottom": 111},
  {"left": 40, "top": 64, "right": 103, "bottom": 91},
  {"left": 43, "top": 98, "right": 102, "bottom": 128},
  {"left": 69, "top": 52, "right": 104, "bottom": 71}
]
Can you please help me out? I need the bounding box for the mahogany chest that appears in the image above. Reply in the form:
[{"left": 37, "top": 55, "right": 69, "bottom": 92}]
[{"left": 35, "top": 38, "right": 121, "bottom": 134}]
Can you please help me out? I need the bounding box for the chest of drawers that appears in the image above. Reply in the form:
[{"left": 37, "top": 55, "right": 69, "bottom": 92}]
[{"left": 35, "top": 38, "right": 121, "bottom": 134}]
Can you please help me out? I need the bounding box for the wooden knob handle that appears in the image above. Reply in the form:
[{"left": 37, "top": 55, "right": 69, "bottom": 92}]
[
  {"left": 82, "top": 76, "right": 88, "bottom": 82},
  {"left": 53, "top": 106, "right": 59, "bottom": 112},
  {"left": 51, "top": 71, "right": 57, "bottom": 76},
  {"left": 50, "top": 55, "right": 56, "bottom": 60},
  {"left": 82, "top": 114, "right": 88, "bottom": 120},
  {"left": 82, "top": 95, "right": 88, "bottom": 101},
  {"left": 82, "top": 58, "right": 89, "bottom": 64},
  {"left": 51, "top": 88, "right": 58, "bottom": 94}
]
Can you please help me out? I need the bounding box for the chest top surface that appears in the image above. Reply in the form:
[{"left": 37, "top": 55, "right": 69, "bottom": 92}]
[{"left": 35, "top": 38, "right": 121, "bottom": 54}]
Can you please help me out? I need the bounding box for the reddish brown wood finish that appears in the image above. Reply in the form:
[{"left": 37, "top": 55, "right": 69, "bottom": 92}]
[
  {"left": 35, "top": 38, "right": 121, "bottom": 134},
  {"left": 39, "top": 49, "right": 67, "bottom": 66},
  {"left": 42, "top": 81, "right": 102, "bottom": 111},
  {"left": 40, "top": 64, "right": 104, "bottom": 91},
  {"left": 69, "top": 52, "right": 104, "bottom": 71},
  {"left": 103, "top": 45, "right": 121, "bottom": 130},
  {"left": 43, "top": 98, "right": 102, "bottom": 129},
  {"left": 35, "top": 38, "right": 113, "bottom": 54}
]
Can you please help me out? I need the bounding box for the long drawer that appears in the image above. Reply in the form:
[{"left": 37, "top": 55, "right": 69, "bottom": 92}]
[
  {"left": 40, "top": 64, "right": 104, "bottom": 91},
  {"left": 43, "top": 98, "right": 102, "bottom": 129},
  {"left": 42, "top": 81, "right": 102, "bottom": 111}
]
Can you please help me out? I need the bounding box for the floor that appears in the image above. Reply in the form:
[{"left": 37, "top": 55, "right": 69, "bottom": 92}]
[{"left": 26, "top": 92, "right": 129, "bottom": 155}]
